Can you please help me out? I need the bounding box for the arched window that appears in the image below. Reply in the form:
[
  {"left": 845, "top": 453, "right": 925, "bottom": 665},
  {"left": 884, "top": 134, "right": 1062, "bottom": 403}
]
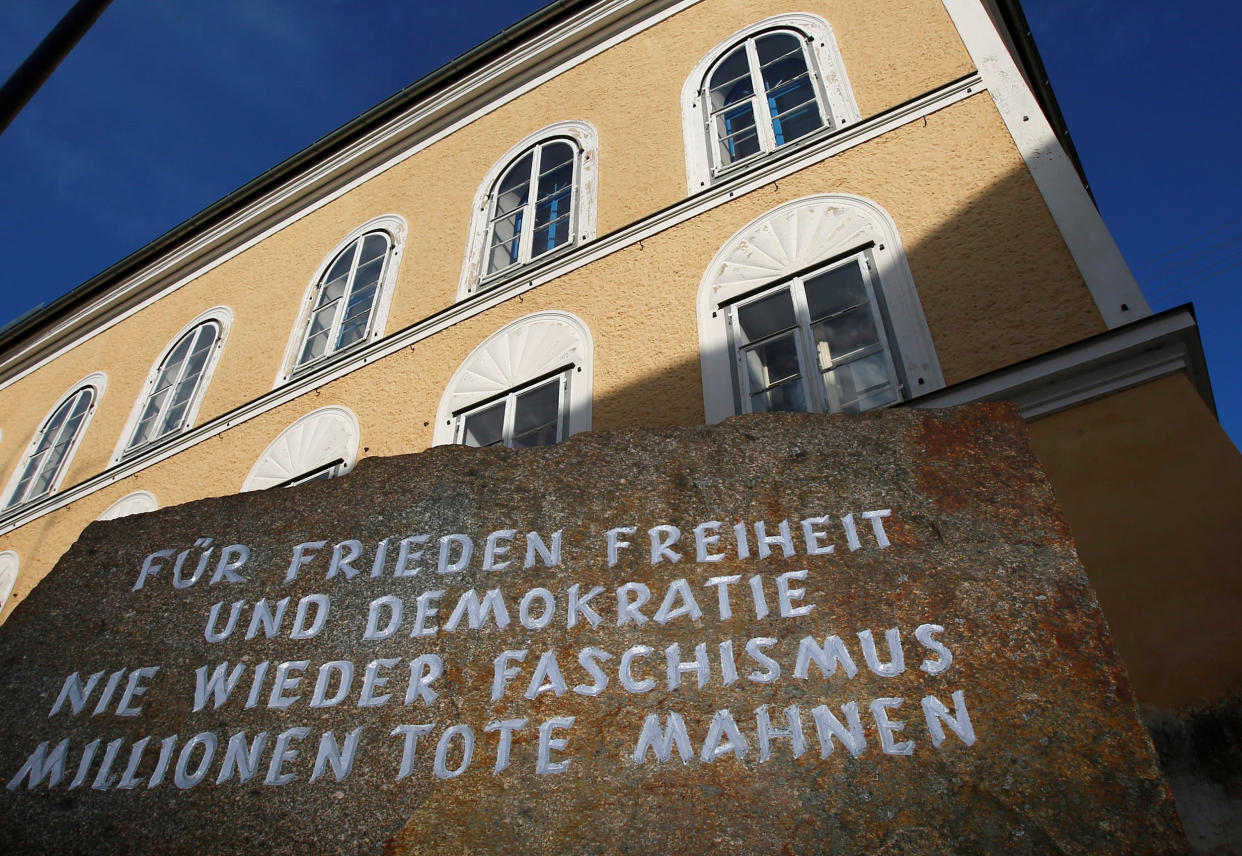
[
  {"left": 483, "top": 139, "right": 578, "bottom": 280},
  {"left": 697, "top": 195, "right": 943, "bottom": 423},
  {"left": 241, "top": 406, "right": 360, "bottom": 491},
  {"left": 706, "top": 31, "right": 825, "bottom": 171},
  {"left": 458, "top": 122, "right": 599, "bottom": 298},
  {"left": 681, "top": 15, "right": 860, "bottom": 190},
  {"left": 433, "top": 312, "right": 593, "bottom": 448},
  {"left": 121, "top": 316, "right": 225, "bottom": 456},
  {"left": 4, "top": 375, "right": 104, "bottom": 510},
  {"left": 279, "top": 215, "right": 405, "bottom": 383}
]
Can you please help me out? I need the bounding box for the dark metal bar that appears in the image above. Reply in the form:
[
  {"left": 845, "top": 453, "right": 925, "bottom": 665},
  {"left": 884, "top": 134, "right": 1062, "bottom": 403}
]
[{"left": 0, "top": 0, "right": 114, "bottom": 135}]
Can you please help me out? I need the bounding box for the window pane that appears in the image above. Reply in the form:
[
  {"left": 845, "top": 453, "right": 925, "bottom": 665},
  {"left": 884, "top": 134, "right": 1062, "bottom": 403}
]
[
  {"left": 317, "top": 248, "right": 355, "bottom": 307},
  {"left": 750, "top": 375, "right": 807, "bottom": 413},
  {"left": 352, "top": 253, "right": 385, "bottom": 292},
  {"left": 532, "top": 213, "right": 571, "bottom": 257},
  {"left": 461, "top": 401, "right": 506, "bottom": 447},
  {"left": 754, "top": 32, "right": 804, "bottom": 68},
  {"left": 708, "top": 45, "right": 754, "bottom": 110},
  {"left": 822, "top": 352, "right": 898, "bottom": 413},
  {"left": 742, "top": 334, "right": 802, "bottom": 394},
  {"left": 735, "top": 288, "right": 796, "bottom": 342},
  {"left": 358, "top": 234, "right": 389, "bottom": 266},
  {"left": 812, "top": 307, "right": 881, "bottom": 365},
  {"left": 486, "top": 232, "right": 522, "bottom": 276},
  {"left": 536, "top": 143, "right": 574, "bottom": 197},
  {"left": 494, "top": 153, "right": 533, "bottom": 217},
  {"left": 803, "top": 263, "right": 869, "bottom": 320},
  {"left": 714, "top": 105, "right": 760, "bottom": 165},
  {"left": 512, "top": 380, "right": 561, "bottom": 447}
]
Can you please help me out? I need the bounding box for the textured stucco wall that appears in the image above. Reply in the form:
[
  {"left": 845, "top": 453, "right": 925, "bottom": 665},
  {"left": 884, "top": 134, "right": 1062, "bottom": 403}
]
[
  {"left": 0, "top": 0, "right": 1110, "bottom": 620},
  {"left": 1028, "top": 372, "right": 1242, "bottom": 710},
  {"left": 0, "top": 0, "right": 974, "bottom": 483},
  {"left": 0, "top": 91, "right": 1104, "bottom": 621}
]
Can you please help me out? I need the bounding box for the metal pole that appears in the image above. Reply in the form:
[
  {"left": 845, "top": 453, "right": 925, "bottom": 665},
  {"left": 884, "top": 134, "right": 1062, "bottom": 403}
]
[{"left": 0, "top": 0, "right": 114, "bottom": 135}]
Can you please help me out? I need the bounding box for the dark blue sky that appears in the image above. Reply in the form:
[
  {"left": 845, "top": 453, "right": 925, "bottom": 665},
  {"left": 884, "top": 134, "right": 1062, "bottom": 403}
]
[{"left": 2, "top": 0, "right": 1238, "bottom": 445}]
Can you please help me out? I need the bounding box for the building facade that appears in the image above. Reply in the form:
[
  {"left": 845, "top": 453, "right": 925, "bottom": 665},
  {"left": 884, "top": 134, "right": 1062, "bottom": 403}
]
[{"left": 0, "top": 0, "right": 1238, "bottom": 847}]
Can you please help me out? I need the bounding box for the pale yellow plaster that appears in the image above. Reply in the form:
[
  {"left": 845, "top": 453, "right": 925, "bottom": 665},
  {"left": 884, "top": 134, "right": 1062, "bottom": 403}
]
[
  {"left": 1029, "top": 373, "right": 1242, "bottom": 709},
  {"left": 0, "top": 92, "right": 1105, "bottom": 622}
]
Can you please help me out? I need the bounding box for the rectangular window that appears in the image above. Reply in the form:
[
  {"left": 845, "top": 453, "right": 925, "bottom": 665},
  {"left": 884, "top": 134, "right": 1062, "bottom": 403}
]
[
  {"left": 455, "top": 371, "right": 570, "bottom": 449},
  {"left": 727, "top": 254, "right": 902, "bottom": 415}
]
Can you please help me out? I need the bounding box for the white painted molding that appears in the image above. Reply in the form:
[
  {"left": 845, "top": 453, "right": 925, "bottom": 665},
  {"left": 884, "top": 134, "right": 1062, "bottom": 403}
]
[
  {"left": 110, "top": 306, "right": 232, "bottom": 464},
  {"left": 242, "top": 405, "right": 361, "bottom": 491},
  {"left": 680, "top": 13, "right": 861, "bottom": 193},
  {"left": 433, "top": 311, "right": 594, "bottom": 445},
  {"left": 0, "top": 78, "right": 979, "bottom": 537},
  {"left": 0, "top": 371, "right": 107, "bottom": 510},
  {"left": 912, "top": 306, "right": 1209, "bottom": 419},
  {"left": 697, "top": 194, "right": 944, "bottom": 424},
  {"left": 0, "top": 550, "right": 17, "bottom": 614},
  {"left": 942, "top": 0, "right": 1149, "bottom": 328},
  {"left": 98, "top": 489, "right": 159, "bottom": 520},
  {"left": 275, "top": 214, "right": 407, "bottom": 387},
  {"left": 456, "top": 120, "right": 600, "bottom": 300}
]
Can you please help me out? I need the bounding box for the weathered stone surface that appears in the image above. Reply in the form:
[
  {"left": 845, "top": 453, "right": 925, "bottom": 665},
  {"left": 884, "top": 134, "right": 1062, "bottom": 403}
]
[{"left": 0, "top": 405, "right": 1185, "bottom": 854}]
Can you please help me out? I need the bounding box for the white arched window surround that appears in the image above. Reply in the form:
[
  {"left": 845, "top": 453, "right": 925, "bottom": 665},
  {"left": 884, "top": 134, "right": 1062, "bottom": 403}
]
[
  {"left": 697, "top": 194, "right": 943, "bottom": 424},
  {"left": 242, "top": 405, "right": 361, "bottom": 491},
  {"left": 98, "top": 490, "right": 159, "bottom": 520},
  {"left": 275, "top": 214, "right": 407, "bottom": 386},
  {"left": 433, "top": 311, "right": 593, "bottom": 447},
  {"left": 111, "top": 307, "right": 231, "bottom": 463},
  {"left": 0, "top": 550, "right": 18, "bottom": 615},
  {"left": 457, "top": 121, "right": 599, "bottom": 300},
  {"left": 680, "top": 14, "right": 861, "bottom": 192},
  {"left": 2, "top": 372, "right": 106, "bottom": 511}
]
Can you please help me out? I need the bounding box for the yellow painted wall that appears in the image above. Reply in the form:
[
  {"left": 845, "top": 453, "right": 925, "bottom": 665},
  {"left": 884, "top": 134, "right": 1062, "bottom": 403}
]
[
  {"left": 1028, "top": 373, "right": 1242, "bottom": 710},
  {"left": 0, "top": 0, "right": 976, "bottom": 481},
  {"left": 0, "top": 90, "right": 1103, "bottom": 621},
  {"left": 0, "top": 0, "right": 1116, "bottom": 626}
]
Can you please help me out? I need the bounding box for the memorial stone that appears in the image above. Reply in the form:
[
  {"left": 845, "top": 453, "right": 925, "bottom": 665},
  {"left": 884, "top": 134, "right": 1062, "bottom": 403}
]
[{"left": 0, "top": 405, "right": 1186, "bottom": 854}]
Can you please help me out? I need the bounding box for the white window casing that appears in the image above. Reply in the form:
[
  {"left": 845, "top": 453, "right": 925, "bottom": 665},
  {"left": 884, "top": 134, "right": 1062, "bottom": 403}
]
[
  {"left": 457, "top": 121, "right": 599, "bottom": 300},
  {"left": 111, "top": 307, "right": 231, "bottom": 464},
  {"left": 433, "top": 311, "right": 593, "bottom": 446},
  {"left": 681, "top": 13, "right": 861, "bottom": 192},
  {"left": 241, "top": 405, "right": 361, "bottom": 491},
  {"left": 2, "top": 372, "right": 106, "bottom": 510},
  {"left": 98, "top": 490, "right": 159, "bottom": 520},
  {"left": 698, "top": 194, "right": 943, "bottom": 423},
  {"left": 275, "top": 214, "right": 406, "bottom": 386},
  {"left": 0, "top": 550, "right": 17, "bottom": 615}
]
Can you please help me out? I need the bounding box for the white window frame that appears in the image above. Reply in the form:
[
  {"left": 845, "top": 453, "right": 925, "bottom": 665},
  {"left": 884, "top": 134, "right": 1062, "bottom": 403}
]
[
  {"left": 698, "top": 194, "right": 943, "bottom": 423},
  {"left": 275, "top": 214, "right": 406, "bottom": 386},
  {"left": 454, "top": 369, "right": 572, "bottom": 448},
  {"left": 457, "top": 121, "right": 599, "bottom": 300},
  {"left": 0, "top": 550, "right": 18, "bottom": 616},
  {"left": 241, "top": 405, "right": 361, "bottom": 492},
  {"left": 727, "top": 252, "right": 904, "bottom": 415},
  {"left": 111, "top": 307, "right": 230, "bottom": 463},
  {"left": 433, "top": 311, "right": 593, "bottom": 446},
  {"left": 680, "top": 14, "right": 861, "bottom": 192},
  {"left": 2, "top": 372, "right": 106, "bottom": 510}
]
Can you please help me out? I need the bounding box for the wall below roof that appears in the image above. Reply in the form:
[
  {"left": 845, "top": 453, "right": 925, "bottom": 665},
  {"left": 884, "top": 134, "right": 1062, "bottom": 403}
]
[{"left": 0, "top": 87, "right": 1105, "bottom": 620}]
